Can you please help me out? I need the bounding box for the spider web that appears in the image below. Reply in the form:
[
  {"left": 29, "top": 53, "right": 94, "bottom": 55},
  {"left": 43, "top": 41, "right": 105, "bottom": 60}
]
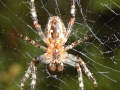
[{"left": 0, "top": 0, "right": 120, "bottom": 90}]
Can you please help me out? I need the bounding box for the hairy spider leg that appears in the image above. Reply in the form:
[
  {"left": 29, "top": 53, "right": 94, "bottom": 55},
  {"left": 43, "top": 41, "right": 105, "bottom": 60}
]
[
  {"left": 19, "top": 33, "right": 47, "bottom": 51},
  {"left": 30, "top": 0, "right": 48, "bottom": 44},
  {"left": 76, "top": 63, "right": 84, "bottom": 90},
  {"left": 19, "top": 32, "right": 93, "bottom": 52},
  {"left": 20, "top": 56, "right": 45, "bottom": 90},
  {"left": 78, "top": 57, "right": 98, "bottom": 90},
  {"left": 20, "top": 58, "right": 37, "bottom": 90},
  {"left": 63, "top": 0, "right": 76, "bottom": 44},
  {"left": 65, "top": 35, "right": 93, "bottom": 50},
  {"left": 64, "top": 54, "right": 98, "bottom": 90}
]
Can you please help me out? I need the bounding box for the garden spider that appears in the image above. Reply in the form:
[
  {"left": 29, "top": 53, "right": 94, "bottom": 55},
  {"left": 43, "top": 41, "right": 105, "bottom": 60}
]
[{"left": 20, "top": 0, "right": 98, "bottom": 90}]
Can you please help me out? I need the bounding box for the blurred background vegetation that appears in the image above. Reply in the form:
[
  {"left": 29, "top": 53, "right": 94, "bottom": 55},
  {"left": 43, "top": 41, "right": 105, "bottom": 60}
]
[{"left": 0, "top": 0, "right": 120, "bottom": 90}]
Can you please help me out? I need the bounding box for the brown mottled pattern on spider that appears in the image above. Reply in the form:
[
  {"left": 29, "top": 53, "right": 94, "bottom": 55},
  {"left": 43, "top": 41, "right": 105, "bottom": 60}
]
[{"left": 20, "top": 0, "right": 98, "bottom": 90}]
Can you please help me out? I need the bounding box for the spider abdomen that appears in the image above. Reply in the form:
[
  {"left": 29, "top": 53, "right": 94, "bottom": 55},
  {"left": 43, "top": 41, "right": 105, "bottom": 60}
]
[{"left": 46, "top": 16, "right": 66, "bottom": 45}]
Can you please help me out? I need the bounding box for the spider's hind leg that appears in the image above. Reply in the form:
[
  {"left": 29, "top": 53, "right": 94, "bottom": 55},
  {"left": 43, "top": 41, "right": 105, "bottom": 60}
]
[{"left": 30, "top": 0, "right": 47, "bottom": 43}]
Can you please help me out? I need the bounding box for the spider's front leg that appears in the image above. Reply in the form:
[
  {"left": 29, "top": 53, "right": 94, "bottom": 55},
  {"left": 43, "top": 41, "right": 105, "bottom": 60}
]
[
  {"left": 20, "top": 58, "right": 39, "bottom": 90},
  {"left": 78, "top": 57, "right": 98, "bottom": 90},
  {"left": 65, "top": 54, "right": 97, "bottom": 90},
  {"left": 76, "top": 63, "right": 84, "bottom": 90}
]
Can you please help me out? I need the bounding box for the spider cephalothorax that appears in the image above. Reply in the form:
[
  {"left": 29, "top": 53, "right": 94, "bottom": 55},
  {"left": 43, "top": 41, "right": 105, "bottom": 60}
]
[{"left": 20, "top": 0, "right": 98, "bottom": 90}]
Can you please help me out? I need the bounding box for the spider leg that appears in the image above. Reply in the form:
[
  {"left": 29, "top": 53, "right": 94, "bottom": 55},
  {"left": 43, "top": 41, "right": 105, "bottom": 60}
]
[
  {"left": 78, "top": 57, "right": 98, "bottom": 90},
  {"left": 20, "top": 62, "right": 32, "bottom": 90},
  {"left": 65, "top": 35, "right": 93, "bottom": 50},
  {"left": 20, "top": 54, "right": 49, "bottom": 90},
  {"left": 64, "top": 0, "right": 76, "bottom": 44},
  {"left": 64, "top": 54, "right": 84, "bottom": 90},
  {"left": 30, "top": 0, "right": 47, "bottom": 43},
  {"left": 76, "top": 63, "right": 84, "bottom": 90},
  {"left": 31, "top": 63, "right": 37, "bottom": 90},
  {"left": 19, "top": 33, "right": 47, "bottom": 51},
  {"left": 20, "top": 58, "right": 40, "bottom": 90},
  {"left": 64, "top": 54, "right": 97, "bottom": 90}
]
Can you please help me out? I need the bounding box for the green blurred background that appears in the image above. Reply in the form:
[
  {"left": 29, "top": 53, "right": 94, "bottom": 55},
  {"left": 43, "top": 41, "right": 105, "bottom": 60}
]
[{"left": 0, "top": 0, "right": 120, "bottom": 90}]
